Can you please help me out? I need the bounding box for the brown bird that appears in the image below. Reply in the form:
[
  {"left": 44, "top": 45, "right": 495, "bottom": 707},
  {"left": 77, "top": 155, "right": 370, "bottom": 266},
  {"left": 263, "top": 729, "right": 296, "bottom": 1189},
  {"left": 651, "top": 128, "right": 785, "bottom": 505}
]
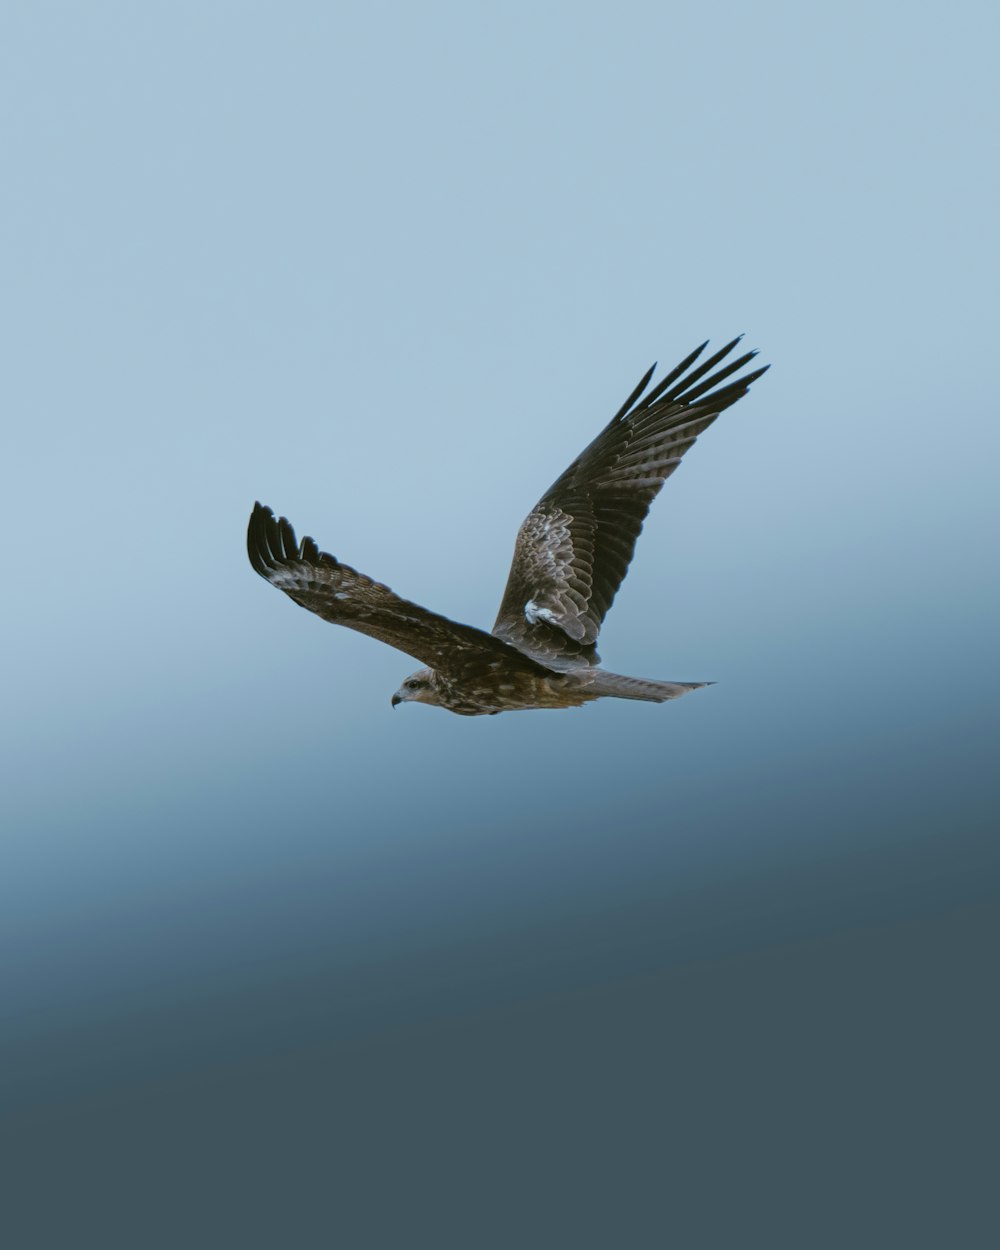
[{"left": 247, "top": 337, "right": 768, "bottom": 715}]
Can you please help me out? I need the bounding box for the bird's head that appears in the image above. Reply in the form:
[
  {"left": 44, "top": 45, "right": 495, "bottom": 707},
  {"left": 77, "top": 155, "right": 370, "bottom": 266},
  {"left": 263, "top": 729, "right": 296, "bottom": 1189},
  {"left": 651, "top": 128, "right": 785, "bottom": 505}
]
[{"left": 391, "top": 668, "right": 440, "bottom": 709}]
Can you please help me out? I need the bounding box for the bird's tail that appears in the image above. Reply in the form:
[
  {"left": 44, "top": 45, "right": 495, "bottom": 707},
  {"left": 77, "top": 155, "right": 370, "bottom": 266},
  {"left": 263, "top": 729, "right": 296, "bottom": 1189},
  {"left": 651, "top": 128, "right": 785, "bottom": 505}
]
[{"left": 586, "top": 671, "right": 713, "bottom": 704}]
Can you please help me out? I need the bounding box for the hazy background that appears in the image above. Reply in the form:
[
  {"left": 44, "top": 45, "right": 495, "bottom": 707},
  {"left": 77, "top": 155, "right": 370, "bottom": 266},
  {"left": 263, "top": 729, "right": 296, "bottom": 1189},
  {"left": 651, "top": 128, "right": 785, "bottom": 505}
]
[{"left": 2, "top": 1, "right": 998, "bottom": 1245}]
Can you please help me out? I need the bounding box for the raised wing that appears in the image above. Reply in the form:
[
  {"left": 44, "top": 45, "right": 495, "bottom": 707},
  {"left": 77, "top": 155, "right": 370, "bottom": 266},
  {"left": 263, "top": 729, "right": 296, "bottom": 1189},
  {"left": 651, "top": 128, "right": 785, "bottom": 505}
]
[
  {"left": 248, "top": 503, "right": 555, "bottom": 680},
  {"left": 493, "top": 338, "right": 768, "bottom": 665}
]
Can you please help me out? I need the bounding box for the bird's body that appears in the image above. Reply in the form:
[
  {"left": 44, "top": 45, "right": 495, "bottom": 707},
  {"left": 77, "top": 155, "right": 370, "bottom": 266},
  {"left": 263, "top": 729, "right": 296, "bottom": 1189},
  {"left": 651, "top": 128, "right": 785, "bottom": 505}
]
[
  {"left": 390, "top": 661, "right": 704, "bottom": 717},
  {"left": 248, "top": 337, "right": 767, "bottom": 715}
]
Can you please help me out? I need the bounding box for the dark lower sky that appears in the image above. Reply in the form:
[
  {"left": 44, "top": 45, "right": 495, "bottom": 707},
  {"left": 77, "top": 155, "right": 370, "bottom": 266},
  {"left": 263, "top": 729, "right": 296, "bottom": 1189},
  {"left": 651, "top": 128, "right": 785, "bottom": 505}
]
[{"left": 3, "top": 2, "right": 998, "bottom": 1246}]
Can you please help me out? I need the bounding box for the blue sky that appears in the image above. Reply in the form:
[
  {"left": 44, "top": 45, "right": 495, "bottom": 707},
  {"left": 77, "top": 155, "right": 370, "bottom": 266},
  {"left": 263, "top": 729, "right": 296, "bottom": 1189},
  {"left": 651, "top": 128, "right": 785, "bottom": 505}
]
[{"left": 2, "top": 2, "right": 998, "bottom": 1245}]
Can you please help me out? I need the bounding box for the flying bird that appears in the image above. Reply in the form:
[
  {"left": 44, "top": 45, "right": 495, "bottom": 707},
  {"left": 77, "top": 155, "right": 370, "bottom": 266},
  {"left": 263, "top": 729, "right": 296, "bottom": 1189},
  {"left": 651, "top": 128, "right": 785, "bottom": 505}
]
[{"left": 248, "top": 337, "right": 768, "bottom": 715}]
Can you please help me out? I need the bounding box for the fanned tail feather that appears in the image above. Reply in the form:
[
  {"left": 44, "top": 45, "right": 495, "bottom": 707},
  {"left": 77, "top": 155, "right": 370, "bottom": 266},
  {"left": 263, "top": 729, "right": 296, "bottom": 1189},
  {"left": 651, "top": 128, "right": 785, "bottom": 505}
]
[{"left": 587, "top": 672, "right": 714, "bottom": 704}]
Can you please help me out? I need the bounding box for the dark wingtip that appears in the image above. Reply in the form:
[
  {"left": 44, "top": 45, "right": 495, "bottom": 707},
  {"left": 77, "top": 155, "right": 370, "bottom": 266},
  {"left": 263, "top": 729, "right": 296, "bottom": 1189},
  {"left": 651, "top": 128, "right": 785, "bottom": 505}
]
[
  {"left": 248, "top": 502, "right": 328, "bottom": 579},
  {"left": 248, "top": 501, "right": 299, "bottom": 579},
  {"left": 610, "top": 360, "right": 659, "bottom": 424},
  {"left": 690, "top": 361, "right": 770, "bottom": 413},
  {"left": 637, "top": 340, "right": 710, "bottom": 410},
  {"left": 247, "top": 503, "right": 271, "bottom": 578}
]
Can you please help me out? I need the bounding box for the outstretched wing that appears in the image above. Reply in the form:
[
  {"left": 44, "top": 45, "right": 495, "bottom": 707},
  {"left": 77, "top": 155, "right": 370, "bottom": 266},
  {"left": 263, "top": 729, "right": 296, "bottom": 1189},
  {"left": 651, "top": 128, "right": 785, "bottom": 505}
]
[
  {"left": 248, "top": 503, "right": 554, "bottom": 679},
  {"left": 492, "top": 338, "right": 768, "bottom": 665}
]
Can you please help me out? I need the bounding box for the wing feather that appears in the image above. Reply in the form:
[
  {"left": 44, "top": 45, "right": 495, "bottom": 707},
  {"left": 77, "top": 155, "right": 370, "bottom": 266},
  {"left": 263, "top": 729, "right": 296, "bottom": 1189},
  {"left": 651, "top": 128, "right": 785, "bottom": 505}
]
[
  {"left": 248, "top": 504, "right": 554, "bottom": 678},
  {"left": 492, "top": 339, "right": 768, "bottom": 665}
]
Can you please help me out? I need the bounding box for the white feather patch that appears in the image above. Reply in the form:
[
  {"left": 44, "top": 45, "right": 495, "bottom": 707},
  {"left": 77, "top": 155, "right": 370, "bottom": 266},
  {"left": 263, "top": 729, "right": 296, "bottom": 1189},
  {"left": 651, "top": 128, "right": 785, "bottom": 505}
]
[{"left": 525, "top": 600, "right": 558, "bottom": 626}]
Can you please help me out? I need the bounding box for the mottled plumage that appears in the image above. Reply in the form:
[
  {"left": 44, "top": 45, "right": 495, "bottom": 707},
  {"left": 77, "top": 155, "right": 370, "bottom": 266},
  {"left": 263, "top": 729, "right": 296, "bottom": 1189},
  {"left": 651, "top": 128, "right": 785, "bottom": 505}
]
[{"left": 248, "top": 337, "right": 768, "bottom": 715}]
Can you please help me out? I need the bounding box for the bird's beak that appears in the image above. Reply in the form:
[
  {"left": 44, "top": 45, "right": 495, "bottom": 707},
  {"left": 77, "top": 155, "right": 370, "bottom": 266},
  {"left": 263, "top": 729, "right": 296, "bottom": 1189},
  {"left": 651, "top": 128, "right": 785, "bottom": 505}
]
[{"left": 391, "top": 694, "right": 401, "bottom": 709}]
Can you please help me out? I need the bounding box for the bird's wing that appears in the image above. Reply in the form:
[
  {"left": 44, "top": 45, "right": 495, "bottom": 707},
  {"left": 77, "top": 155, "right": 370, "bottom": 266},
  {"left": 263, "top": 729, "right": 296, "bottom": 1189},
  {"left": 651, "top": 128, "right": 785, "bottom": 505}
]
[
  {"left": 492, "top": 338, "right": 768, "bottom": 665},
  {"left": 248, "top": 503, "right": 555, "bottom": 679}
]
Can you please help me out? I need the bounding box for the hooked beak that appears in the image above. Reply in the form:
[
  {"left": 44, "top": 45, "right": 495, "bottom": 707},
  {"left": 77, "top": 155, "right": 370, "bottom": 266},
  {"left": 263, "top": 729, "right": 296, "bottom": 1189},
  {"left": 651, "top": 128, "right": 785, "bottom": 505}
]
[{"left": 391, "top": 694, "right": 402, "bottom": 709}]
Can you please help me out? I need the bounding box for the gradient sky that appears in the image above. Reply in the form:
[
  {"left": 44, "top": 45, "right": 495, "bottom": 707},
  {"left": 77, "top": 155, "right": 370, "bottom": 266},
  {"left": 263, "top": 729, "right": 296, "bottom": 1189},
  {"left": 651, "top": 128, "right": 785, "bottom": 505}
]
[{"left": 2, "top": 2, "right": 998, "bottom": 1246}]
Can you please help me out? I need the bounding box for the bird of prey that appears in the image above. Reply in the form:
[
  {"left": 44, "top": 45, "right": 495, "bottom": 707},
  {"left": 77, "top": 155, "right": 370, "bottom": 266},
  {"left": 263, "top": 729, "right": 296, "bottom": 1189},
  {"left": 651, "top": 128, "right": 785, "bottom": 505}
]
[{"left": 248, "top": 337, "right": 768, "bottom": 716}]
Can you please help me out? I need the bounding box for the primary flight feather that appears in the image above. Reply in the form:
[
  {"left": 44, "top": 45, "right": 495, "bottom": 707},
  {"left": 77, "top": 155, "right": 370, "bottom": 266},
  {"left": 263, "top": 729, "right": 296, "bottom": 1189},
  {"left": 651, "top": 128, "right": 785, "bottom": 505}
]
[{"left": 248, "top": 337, "right": 768, "bottom": 715}]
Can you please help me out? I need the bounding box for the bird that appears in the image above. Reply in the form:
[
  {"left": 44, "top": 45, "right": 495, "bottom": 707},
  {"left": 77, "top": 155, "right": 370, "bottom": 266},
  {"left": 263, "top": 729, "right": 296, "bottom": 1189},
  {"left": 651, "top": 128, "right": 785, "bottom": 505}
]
[{"left": 247, "top": 336, "right": 768, "bottom": 716}]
